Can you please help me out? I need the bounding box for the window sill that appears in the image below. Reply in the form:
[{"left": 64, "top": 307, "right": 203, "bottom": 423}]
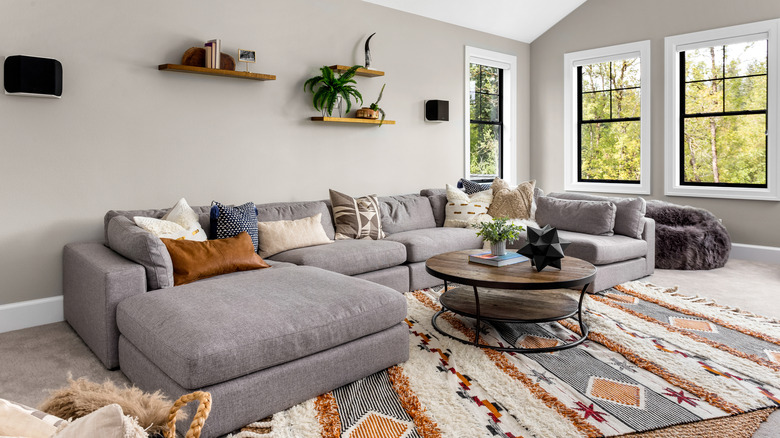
[
  {"left": 564, "top": 181, "right": 650, "bottom": 196},
  {"left": 665, "top": 185, "right": 780, "bottom": 201}
]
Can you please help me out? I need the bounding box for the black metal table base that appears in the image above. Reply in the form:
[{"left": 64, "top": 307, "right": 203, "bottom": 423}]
[{"left": 431, "top": 282, "right": 590, "bottom": 354}]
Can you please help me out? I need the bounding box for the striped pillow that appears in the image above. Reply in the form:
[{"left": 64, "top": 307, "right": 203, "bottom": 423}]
[
  {"left": 329, "top": 189, "right": 385, "bottom": 240},
  {"left": 0, "top": 398, "right": 65, "bottom": 438}
]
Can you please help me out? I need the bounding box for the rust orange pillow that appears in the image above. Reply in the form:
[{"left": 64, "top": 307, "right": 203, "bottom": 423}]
[{"left": 161, "top": 232, "right": 270, "bottom": 286}]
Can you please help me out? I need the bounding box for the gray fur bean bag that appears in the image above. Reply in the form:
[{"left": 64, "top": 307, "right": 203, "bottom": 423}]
[{"left": 645, "top": 200, "right": 731, "bottom": 270}]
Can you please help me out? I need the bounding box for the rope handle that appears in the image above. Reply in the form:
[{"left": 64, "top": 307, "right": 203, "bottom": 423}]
[{"left": 164, "top": 391, "right": 212, "bottom": 438}]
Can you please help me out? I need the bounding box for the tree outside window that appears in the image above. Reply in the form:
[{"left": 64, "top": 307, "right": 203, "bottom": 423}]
[
  {"left": 578, "top": 58, "right": 641, "bottom": 183},
  {"left": 681, "top": 40, "right": 768, "bottom": 187},
  {"left": 469, "top": 63, "right": 502, "bottom": 181}
]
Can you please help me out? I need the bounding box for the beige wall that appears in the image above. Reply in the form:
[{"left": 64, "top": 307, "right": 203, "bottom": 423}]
[
  {"left": 0, "top": 0, "right": 530, "bottom": 305},
  {"left": 530, "top": 0, "right": 780, "bottom": 247}
]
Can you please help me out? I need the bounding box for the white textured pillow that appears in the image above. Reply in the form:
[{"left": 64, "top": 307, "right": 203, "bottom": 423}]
[
  {"left": 0, "top": 398, "right": 62, "bottom": 438},
  {"left": 444, "top": 184, "right": 493, "bottom": 228},
  {"left": 134, "top": 198, "right": 207, "bottom": 241},
  {"left": 257, "top": 213, "right": 333, "bottom": 258},
  {"left": 53, "top": 404, "right": 146, "bottom": 438}
]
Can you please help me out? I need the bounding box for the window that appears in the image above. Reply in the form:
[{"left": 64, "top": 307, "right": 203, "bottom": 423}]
[
  {"left": 563, "top": 41, "right": 651, "bottom": 194},
  {"left": 465, "top": 47, "right": 516, "bottom": 183},
  {"left": 469, "top": 63, "right": 503, "bottom": 181},
  {"left": 665, "top": 19, "right": 780, "bottom": 201}
]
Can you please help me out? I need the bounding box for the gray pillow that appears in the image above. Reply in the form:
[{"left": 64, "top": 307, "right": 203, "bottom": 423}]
[
  {"left": 106, "top": 216, "right": 173, "bottom": 290},
  {"left": 535, "top": 196, "right": 617, "bottom": 236},
  {"left": 548, "top": 192, "right": 646, "bottom": 239},
  {"left": 379, "top": 195, "right": 436, "bottom": 234}
]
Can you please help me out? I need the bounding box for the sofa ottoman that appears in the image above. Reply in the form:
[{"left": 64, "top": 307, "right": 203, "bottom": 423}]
[{"left": 116, "top": 266, "right": 408, "bottom": 437}]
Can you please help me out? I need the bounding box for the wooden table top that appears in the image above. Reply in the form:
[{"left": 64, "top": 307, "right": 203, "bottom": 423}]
[{"left": 425, "top": 249, "right": 596, "bottom": 290}]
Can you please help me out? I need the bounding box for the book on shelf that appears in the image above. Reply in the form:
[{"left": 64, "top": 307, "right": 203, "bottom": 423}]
[
  {"left": 468, "top": 252, "right": 529, "bottom": 267},
  {"left": 204, "top": 39, "right": 221, "bottom": 69}
]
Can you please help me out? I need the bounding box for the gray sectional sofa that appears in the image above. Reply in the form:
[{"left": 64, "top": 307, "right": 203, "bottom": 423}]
[{"left": 63, "top": 189, "right": 655, "bottom": 437}]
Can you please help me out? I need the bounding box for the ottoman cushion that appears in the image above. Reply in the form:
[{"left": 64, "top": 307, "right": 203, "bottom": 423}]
[{"left": 116, "top": 266, "right": 407, "bottom": 389}]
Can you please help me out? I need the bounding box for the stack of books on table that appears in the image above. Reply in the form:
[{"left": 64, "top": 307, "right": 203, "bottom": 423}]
[
  {"left": 205, "top": 39, "right": 221, "bottom": 68},
  {"left": 468, "top": 252, "right": 529, "bottom": 267}
]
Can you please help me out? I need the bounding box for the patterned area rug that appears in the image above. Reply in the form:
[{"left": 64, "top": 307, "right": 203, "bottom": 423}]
[{"left": 230, "top": 282, "right": 780, "bottom": 437}]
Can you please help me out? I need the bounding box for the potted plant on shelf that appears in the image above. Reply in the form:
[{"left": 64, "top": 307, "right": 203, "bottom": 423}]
[
  {"left": 473, "top": 217, "right": 525, "bottom": 256},
  {"left": 357, "top": 83, "right": 387, "bottom": 125},
  {"left": 303, "top": 65, "right": 363, "bottom": 117}
]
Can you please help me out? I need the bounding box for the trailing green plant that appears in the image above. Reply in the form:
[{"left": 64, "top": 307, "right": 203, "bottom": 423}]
[
  {"left": 303, "top": 65, "right": 363, "bottom": 116},
  {"left": 369, "top": 83, "right": 386, "bottom": 125},
  {"left": 473, "top": 217, "right": 525, "bottom": 244}
]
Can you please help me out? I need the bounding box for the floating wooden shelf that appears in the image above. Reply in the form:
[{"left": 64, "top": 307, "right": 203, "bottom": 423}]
[
  {"left": 158, "top": 64, "right": 276, "bottom": 81},
  {"left": 329, "top": 65, "right": 384, "bottom": 77},
  {"left": 310, "top": 117, "right": 396, "bottom": 125}
]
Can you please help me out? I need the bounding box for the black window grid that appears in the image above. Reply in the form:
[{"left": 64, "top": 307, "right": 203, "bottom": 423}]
[{"left": 470, "top": 64, "right": 503, "bottom": 181}]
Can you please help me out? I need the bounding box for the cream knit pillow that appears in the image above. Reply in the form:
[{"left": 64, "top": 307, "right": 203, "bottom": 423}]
[
  {"left": 134, "top": 198, "right": 207, "bottom": 241},
  {"left": 257, "top": 213, "right": 333, "bottom": 258}
]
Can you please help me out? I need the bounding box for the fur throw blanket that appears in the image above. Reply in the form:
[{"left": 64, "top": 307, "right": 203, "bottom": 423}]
[
  {"left": 38, "top": 377, "right": 185, "bottom": 436},
  {"left": 645, "top": 200, "right": 731, "bottom": 270}
]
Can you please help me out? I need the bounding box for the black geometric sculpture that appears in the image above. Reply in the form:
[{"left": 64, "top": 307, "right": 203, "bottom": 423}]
[{"left": 517, "top": 225, "right": 571, "bottom": 271}]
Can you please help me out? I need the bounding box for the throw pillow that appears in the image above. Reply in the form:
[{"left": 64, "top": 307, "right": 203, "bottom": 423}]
[
  {"left": 134, "top": 197, "right": 207, "bottom": 241},
  {"left": 459, "top": 178, "right": 492, "bottom": 195},
  {"left": 162, "top": 232, "right": 270, "bottom": 286},
  {"left": 444, "top": 183, "right": 493, "bottom": 228},
  {"left": 0, "top": 398, "right": 63, "bottom": 438},
  {"left": 211, "top": 201, "right": 259, "bottom": 250},
  {"left": 487, "top": 177, "right": 536, "bottom": 220},
  {"left": 257, "top": 213, "right": 333, "bottom": 258},
  {"left": 535, "top": 196, "right": 616, "bottom": 236},
  {"left": 107, "top": 215, "right": 174, "bottom": 290},
  {"left": 329, "top": 189, "right": 386, "bottom": 240},
  {"left": 53, "top": 404, "right": 146, "bottom": 438},
  {"left": 548, "top": 192, "right": 646, "bottom": 239}
]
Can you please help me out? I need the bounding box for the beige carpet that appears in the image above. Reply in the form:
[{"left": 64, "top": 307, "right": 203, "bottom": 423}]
[{"left": 0, "top": 258, "right": 777, "bottom": 437}]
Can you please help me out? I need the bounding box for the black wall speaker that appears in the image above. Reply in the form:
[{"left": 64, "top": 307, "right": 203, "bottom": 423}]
[
  {"left": 425, "top": 100, "right": 449, "bottom": 121},
  {"left": 4, "top": 55, "right": 63, "bottom": 98}
]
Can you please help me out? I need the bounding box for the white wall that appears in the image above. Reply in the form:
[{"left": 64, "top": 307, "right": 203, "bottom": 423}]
[
  {"left": 531, "top": 0, "right": 780, "bottom": 247},
  {"left": 0, "top": 0, "right": 530, "bottom": 305}
]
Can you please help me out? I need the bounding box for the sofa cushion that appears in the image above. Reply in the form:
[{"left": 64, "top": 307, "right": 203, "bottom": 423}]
[
  {"left": 513, "top": 230, "right": 647, "bottom": 265},
  {"left": 116, "top": 266, "right": 407, "bottom": 389},
  {"left": 106, "top": 216, "right": 173, "bottom": 290},
  {"left": 162, "top": 232, "right": 270, "bottom": 286},
  {"left": 269, "top": 239, "right": 407, "bottom": 276},
  {"left": 379, "top": 194, "right": 436, "bottom": 234},
  {"left": 535, "top": 196, "right": 616, "bottom": 236},
  {"left": 385, "top": 227, "right": 484, "bottom": 263},
  {"left": 257, "top": 200, "right": 336, "bottom": 240},
  {"left": 549, "top": 192, "right": 646, "bottom": 239},
  {"left": 420, "top": 188, "right": 447, "bottom": 227}
]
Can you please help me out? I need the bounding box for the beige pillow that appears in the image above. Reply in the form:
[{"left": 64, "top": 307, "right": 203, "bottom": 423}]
[
  {"left": 444, "top": 184, "right": 492, "bottom": 228},
  {"left": 0, "top": 398, "right": 63, "bottom": 438},
  {"left": 487, "top": 177, "right": 536, "bottom": 220},
  {"left": 329, "top": 189, "right": 385, "bottom": 240},
  {"left": 257, "top": 213, "right": 333, "bottom": 257},
  {"left": 53, "top": 404, "right": 146, "bottom": 438}
]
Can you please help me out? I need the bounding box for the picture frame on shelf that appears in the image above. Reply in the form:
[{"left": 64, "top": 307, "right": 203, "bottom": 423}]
[{"left": 238, "top": 49, "right": 255, "bottom": 72}]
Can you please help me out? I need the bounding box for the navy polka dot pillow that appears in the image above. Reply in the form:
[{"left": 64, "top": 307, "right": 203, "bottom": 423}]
[
  {"left": 210, "top": 201, "right": 259, "bottom": 251},
  {"left": 459, "top": 178, "right": 492, "bottom": 194}
]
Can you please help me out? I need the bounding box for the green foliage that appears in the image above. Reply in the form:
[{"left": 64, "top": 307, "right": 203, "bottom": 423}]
[
  {"left": 580, "top": 58, "right": 642, "bottom": 182},
  {"left": 369, "top": 83, "right": 387, "bottom": 126},
  {"left": 682, "top": 41, "right": 767, "bottom": 185},
  {"left": 469, "top": 64, "right": 500, "bottom": 178},
  {"left": 303, "top": 65, "right": 363, "bottom": 116},
  {"left": 473, "top": 217, "right": 525, "bottom": 244}
]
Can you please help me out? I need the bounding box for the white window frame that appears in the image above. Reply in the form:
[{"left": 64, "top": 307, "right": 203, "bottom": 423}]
[
  {"left": 664, "top": 19, "right": 780, "bottom": 201},
  {"left": 464, "top": 46, "right": 517, "bottom": 184},
  {"left": 563, "top": 41, "right": 652, "bottom": 195}
]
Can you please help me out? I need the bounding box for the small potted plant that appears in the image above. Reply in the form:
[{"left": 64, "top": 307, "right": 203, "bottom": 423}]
[
  {"left": 473, "top": 217, "right": 525, "bottom": 256},
  {"left": 357, "top": 83, "right": 387, "bottom": 125},
  {"left": 303, "top": 65, "right": 363, "bottom": 117}
]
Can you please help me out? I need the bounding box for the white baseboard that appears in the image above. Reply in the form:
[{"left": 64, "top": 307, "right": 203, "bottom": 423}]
[
  {"left": 0, "top": 295, "right": 64, "bottom": 334},
  {"left": 730, "top": 243, "right": 780, "bottom": 265}
]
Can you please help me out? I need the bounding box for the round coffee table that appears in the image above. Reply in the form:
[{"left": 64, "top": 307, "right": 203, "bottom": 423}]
[{"left": 425, "top": 249, "right": 596, "bottom": 353}]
